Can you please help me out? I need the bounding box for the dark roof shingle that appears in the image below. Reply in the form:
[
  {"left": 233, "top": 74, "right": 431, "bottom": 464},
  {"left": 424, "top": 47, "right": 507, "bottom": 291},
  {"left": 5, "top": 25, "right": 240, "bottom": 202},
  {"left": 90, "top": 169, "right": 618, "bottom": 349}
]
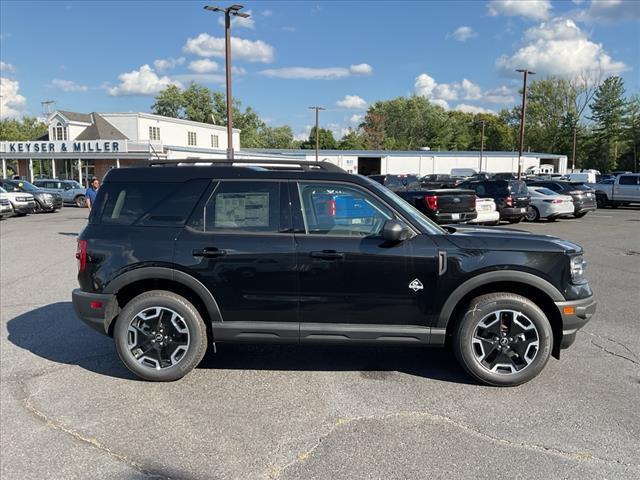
[{"left": 75, "top": 113, "right": 128, "bottom": 140}]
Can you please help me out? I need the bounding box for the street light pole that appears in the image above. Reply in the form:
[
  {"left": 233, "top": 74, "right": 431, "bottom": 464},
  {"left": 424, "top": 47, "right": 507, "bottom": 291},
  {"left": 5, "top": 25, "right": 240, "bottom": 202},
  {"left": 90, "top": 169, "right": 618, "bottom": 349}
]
[
  {"left": 309, "top": 106, "right": 325, "bottom": 162},
  {"left": 516, "top": 69, "right": 535, "bottom": 179},
  {"left": 204, "top": 4, "right": 250, "bottom": 160},
  {"left": 571, "top": 125, "right": 577, "bottom": 172},
  {"left": 479, "top": 120, "right": 486, "bottom": 173}
]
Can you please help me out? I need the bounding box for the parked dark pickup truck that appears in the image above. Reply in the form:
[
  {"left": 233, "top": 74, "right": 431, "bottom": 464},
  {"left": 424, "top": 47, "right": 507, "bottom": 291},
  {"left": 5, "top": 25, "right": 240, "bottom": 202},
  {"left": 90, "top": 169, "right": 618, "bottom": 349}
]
[
  {"left": 396, "top": 188, "right": 477, "bottom": 224},
  {"left": 420, "top": 174, "right": 463, "bottom": 189}
]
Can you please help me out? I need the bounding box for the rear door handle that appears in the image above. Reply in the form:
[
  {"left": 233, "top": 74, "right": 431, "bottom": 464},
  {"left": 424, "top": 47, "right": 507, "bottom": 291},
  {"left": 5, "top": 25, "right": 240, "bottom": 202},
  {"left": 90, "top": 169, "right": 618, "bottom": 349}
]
[
  {"left": 192, "top": 247, "right": 227, "bottom": 258},
  {"left": 309, "top": 250, "right": 344, "bottom": 260}
]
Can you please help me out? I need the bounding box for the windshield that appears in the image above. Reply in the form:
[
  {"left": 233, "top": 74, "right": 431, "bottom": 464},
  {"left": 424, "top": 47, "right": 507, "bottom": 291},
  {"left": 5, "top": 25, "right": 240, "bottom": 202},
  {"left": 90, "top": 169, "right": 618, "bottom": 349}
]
[
  {"left": 0, "top": 187, "right": 6, "bottom": 194},
  {"left": 8, "top": 181, "right": 40, "bottom": 193},
  {"left": 363, "top": 178, "right": 446, "bottom": 234}
]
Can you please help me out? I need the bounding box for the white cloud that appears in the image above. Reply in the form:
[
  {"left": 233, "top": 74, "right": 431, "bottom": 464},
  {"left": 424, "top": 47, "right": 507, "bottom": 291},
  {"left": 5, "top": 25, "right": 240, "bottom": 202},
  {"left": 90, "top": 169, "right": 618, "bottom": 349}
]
[
  {"left": 579, "top": 0, "right": 640, "bottom": 23},
  {"left": 188, "top": 59, "right": 219, "bottom": 73},
  {"left": 153, "top": 57, "right": 185, "bottom": 72},
  {"left": 336, "top": 95, "right": 368, "bottom": 109},
  {"left": 487, "top": 0, "right": 552, "bottom": 20},
  {"left": 108, "top": 64, "right": 181, "bottom": 96},
  {"left": 295, "top": 125, "right": 312, "bottom": 141},
  {"left": 350, "top": 114, "right": 364, "bottom": 124},
  {"left": 217, "top": 10, "right": 255, "bottom": 29},
  {"left": 461, "top": 79, "right": 482, "bottom": 100},
  {"left": 0, "top": 61, "right": 15, "bottom": 73},
  {"left": 496, "top": 18, "right": 627, "bottom": 77},
  {"left": 183, "top": 33, "right": 275, "bottom": 63},
  {"left": 0, "top": 77, "right": 27, "bottom": 119},
  {"left": 415, "top": 73, "right": 513, "bottom": 111},
  {"left": 259, "top": 63, "right": 372, "bottom": 80},
  {"left": 431, "top": 99, "right": 450, "bottom": 109},
  {"left": 349, "top": 63, "right": 373, "bottom": 75},
  {"left": 450, "top": 26, "right": 477, "bottom": 42},
  {"left": 454, "top": 104, "right": 496, "bottom": 114},
  {"left": 50, "top": 78, "right": 89, "bottom": 92},
  {"left": 484, "top": 85, "right": 516, "bottom": 104}
]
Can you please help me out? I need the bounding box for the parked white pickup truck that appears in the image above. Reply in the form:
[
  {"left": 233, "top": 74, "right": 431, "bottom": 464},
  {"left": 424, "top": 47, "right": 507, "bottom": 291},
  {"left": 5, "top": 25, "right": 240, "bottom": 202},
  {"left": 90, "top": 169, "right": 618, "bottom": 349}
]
[{"left": 587, "top": 174, "right": 640, "bottom": 208}]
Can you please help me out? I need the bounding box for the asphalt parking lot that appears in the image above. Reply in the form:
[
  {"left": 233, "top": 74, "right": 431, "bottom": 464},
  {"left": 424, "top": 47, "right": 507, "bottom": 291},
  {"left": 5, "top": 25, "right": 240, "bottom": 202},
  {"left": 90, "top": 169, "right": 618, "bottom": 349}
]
[{"left": 1, "top": 207, "right": 639, "bottom": 480}]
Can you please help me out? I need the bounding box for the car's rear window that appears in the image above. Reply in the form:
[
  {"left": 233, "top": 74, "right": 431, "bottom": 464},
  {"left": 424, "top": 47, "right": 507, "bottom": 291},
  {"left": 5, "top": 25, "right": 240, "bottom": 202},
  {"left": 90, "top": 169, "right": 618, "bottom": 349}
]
[
  {"left": 386, "top": 175, "right": 419, "bottom": 187},
  {"left": 508, "top": 181, "right": 528, "bottom": 194},
  {"left": 93, "top": 180, "right": 209, "bottom": 226}
]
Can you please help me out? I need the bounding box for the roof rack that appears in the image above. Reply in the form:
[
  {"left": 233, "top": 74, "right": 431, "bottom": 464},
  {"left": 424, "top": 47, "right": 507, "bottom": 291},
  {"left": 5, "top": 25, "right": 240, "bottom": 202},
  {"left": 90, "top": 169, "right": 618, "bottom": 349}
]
[{"left": 147, "top": 158, "right": 346, "bottom": 173}]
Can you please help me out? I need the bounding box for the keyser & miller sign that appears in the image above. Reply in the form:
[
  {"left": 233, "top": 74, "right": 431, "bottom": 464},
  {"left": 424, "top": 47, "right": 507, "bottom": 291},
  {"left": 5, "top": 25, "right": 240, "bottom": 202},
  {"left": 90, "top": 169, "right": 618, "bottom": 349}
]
[{"left": 1, "top": 141, "right": 127, "bottom": 154}]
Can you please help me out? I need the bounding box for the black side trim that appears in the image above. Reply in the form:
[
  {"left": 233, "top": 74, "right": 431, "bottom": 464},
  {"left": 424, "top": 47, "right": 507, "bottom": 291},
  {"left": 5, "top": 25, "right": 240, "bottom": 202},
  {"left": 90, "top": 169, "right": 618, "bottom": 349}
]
[
  {"left": 104, "top": 266, "right": 223, "bottom": 326},
  {"left": 436, "top": 271, "right": 564, "bottom": 329},
  {"left": 213, "top": 321, "right": 299, "bottom": 343},
  {"left": 300, "top": 323, "right": 431, "bottom": 345}
]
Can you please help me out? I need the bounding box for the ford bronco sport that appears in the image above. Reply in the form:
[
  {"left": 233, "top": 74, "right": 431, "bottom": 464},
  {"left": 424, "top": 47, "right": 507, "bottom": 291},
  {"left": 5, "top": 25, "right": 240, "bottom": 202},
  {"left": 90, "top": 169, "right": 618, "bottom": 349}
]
[{"left": 72, "top": 160, "right": 596, "bottom": 386}]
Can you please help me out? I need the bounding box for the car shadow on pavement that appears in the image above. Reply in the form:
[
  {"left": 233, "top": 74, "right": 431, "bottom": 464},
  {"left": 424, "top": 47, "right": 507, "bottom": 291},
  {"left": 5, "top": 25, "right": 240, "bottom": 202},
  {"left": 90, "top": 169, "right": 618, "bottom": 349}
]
[
  {"left": 7, "top": 302, "right": 474, "bottom": 385},
  {"left": 6, "top": 302, "right": 135, "bottom": 380}
]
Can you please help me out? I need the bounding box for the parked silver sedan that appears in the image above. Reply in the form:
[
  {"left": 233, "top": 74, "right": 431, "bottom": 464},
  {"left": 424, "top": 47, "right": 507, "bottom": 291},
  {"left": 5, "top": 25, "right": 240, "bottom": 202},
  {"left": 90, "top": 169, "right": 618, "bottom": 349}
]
[{"left": 525, "top": 186, "right": 574, "bottom": 222}]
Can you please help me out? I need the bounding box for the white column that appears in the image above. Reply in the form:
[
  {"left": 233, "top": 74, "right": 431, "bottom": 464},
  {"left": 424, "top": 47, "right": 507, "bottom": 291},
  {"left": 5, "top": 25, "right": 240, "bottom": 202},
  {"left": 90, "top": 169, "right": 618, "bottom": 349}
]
[
  {"left": 2, "top": 159, "right": 6, "bottom": 178},
  {"left": 51, "top": 158, "right": 56, "bottom": 178},
  {"left": 29, "top": 158, "right": 34, "bottom": 182},
  {"left": 116, "top": 158, "right": 120, "bottom": 168},
  {"left": 78, "top": 159, "right": 83, "bottom": 185}
]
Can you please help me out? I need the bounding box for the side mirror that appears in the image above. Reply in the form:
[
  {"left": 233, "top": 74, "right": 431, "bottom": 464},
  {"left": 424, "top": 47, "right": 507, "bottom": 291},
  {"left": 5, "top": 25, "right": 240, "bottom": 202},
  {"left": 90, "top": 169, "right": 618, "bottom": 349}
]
[{"left": 382, "top": 219, "right": 412, "bottom": 243}]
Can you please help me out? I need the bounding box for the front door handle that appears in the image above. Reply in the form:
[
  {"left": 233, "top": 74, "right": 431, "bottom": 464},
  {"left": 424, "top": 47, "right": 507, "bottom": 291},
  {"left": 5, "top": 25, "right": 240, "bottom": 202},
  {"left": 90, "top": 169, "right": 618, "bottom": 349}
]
[
  {"left": 309, "top": 250, "right": 344, "bottom": 260},
  {"left": 193, "top": 247, "right": 227, "bottom": 258}
]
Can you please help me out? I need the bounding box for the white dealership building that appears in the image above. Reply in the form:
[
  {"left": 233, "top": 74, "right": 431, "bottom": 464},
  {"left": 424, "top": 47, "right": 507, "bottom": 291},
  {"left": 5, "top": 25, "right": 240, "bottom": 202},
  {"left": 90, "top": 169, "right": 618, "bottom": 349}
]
[{"left": 0, "top": 109, "right": 567, "bottom": 183}]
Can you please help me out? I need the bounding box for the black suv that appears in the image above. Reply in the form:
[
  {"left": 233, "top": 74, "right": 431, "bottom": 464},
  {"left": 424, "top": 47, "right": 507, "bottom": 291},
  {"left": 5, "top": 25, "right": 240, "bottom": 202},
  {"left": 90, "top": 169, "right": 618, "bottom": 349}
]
[
  {"left": 458, "top": 179, "right": 530, "bottom": 223},
  {"left": 72, "top": 160, "right": 596, "bottom": 386},
  {"left": 526, "top": 181, "right": 596, "bottom": 218}
]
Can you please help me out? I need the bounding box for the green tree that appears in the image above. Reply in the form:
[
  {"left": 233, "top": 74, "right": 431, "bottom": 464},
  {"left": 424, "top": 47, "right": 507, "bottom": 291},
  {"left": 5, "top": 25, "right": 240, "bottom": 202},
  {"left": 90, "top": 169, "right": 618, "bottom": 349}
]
[
  {"left": 182, "top": 83, "right": 215, "bottom": 124},
  {"left": 587, "top": 76, "right": 626, "bottom": 171},
  {"left": 151, "top": 84, "right": 184, "bottom": 118},
  {"left": 619, "top": 94, "right": 640, "bottom": 172},
  {"left": 338, "top": 129, "right": 366, "bottom": 150},
  {"left": 260, "top": 125, "right": 295, "bottom": 149},
  {"left": 0, "top": 117, "right": 48, "bottom": 141},
  {"left": 300, "top": 127, "right": 336, "bottom": 150}
]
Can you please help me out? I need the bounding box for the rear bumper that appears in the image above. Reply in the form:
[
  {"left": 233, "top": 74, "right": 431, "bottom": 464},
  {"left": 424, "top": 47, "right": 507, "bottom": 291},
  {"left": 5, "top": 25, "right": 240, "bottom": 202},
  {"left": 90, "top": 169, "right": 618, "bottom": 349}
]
[
  {"left": 428, "top": 211, "right": 477, "bottom": 224},
  {"left": 470, "top": 210, "right": 500, "bottom": 224},
  {"left": 72, "top": 289, "right": 118, "bottom": 335},
  {"left": 574, "top": 200, "right": 597, "bottom": 213},
  {"left": 499, "top": 206, "right": 528, "bottom": 219},
  {"left": 555, "top": 295, "right": 597, "bottom": 349}
]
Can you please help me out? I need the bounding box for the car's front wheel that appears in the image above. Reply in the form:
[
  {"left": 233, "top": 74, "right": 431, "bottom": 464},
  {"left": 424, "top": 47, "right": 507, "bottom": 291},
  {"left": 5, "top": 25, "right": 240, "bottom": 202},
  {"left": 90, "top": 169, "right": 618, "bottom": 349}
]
[
  {"left": 75, "top": 195, "right": 85, "bottom": 208},
  {"left": 453, "top": 293, "right": 553, "bottom": 386},
  {"left": 114, "top": 290, "right": 208, "bottom": 381}
]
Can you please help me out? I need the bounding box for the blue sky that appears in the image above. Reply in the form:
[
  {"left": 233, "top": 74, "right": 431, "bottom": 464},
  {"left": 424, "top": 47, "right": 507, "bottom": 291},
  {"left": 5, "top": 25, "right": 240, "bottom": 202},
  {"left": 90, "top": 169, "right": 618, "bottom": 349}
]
[{"left": 1, "top": 0, "right": 639, "bottom": 140}]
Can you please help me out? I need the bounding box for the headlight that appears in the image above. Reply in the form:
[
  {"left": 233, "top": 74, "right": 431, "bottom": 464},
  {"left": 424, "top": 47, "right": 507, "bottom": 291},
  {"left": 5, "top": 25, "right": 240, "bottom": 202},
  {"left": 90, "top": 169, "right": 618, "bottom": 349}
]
[{"left": 570, "top": 255, "right": 586, "bottom": 284}]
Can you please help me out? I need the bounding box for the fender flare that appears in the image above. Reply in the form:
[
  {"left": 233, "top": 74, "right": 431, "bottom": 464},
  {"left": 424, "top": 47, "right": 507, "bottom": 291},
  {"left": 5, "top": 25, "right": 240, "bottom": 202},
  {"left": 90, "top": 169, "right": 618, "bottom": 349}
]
[
  {"left": 436, "top": 270, "right": 564, "bottom": 329},
  {"left": 104, "top": 266, "right": 223, "bottom": 324}
]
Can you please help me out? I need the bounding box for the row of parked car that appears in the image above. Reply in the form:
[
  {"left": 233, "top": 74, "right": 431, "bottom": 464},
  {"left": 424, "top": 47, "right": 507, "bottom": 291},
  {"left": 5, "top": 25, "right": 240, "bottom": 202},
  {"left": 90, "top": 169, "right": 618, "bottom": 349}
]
[
  {"left": 369, "top": 172, "right": 640, "bottom": 225},
  {"left": 0, "top": 178, "right": 88, "bottom": 218}
]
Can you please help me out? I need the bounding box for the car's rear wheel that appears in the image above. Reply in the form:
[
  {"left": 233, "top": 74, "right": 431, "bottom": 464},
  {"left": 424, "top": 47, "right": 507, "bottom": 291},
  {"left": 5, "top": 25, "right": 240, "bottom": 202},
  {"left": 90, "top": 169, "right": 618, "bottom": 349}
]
[
  {"left": 525, "top": 206, "right": 539, "bottom": 222},
  {"left": 114, "top": 290, "right": 208, "bottom": 381},
  {"left": 453, "top": 293, "right": 552, "bottom": 386},
  {"left": 75, "top": 195, "right": 85, "bottom": 208}
]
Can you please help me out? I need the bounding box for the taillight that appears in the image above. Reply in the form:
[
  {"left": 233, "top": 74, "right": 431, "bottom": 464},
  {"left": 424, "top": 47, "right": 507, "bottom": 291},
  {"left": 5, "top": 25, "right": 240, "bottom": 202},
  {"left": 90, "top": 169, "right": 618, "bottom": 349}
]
[
  {"left": 505, "top": 196, "right": 513, "bottom": 207},
  {"left": 424, "top": 194, "right": 438, "bottom": 211},
  {"left": 326, "top": 199, "right": 336, "bottom": 216},
  {"left": 76, "top": 239, "right": 87, "bottom": 272}
]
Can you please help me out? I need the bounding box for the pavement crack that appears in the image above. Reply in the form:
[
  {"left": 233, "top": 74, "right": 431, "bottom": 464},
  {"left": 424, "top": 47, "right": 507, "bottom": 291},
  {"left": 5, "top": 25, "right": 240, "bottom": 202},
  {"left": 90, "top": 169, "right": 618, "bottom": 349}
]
[
  {"left": 267, "top": 410, "right": 635, "bottom": 479},
  {"left": 581, "top": 331, "right": 640, "bottom": 366}
]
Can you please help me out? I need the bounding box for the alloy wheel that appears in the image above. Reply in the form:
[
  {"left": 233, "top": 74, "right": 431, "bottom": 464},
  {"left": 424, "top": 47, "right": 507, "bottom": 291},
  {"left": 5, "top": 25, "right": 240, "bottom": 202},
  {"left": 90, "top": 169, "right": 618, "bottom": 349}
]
[
  {"left": 525, "top": 207, "right": 538, "bottom": 222},
  {"left": 127, "top": 307, "right": 190, "bottom": 370},
  {"left": 471, "top": 309, "right": 540, "bottom": 375}
]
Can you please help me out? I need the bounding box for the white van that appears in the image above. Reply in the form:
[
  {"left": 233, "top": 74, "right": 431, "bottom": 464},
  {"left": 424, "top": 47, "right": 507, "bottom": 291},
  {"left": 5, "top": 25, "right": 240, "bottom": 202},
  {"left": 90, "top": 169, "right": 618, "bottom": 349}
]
[{"left": 567, "top": 172, "right": 597, "bottom": 183}]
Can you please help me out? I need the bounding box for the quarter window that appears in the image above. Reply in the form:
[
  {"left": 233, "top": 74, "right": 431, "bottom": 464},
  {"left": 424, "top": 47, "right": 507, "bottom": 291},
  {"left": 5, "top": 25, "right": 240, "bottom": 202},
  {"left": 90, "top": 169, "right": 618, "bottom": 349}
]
[
  {"left": 202, "top": 181, "right": 281, "bottom": 233},
  {"left": 298, "top": 183, "right": 393, "bottom": 237},
  {"left": 188, "top": 131, "right": 197, "bottom": 146}
]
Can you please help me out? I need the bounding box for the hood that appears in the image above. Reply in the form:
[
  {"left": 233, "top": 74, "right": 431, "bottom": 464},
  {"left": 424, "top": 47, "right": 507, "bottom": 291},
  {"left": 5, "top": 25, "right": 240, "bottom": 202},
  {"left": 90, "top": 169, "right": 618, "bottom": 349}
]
[{"left": 445, "top": 225, "right": 582, "bottom": 254}]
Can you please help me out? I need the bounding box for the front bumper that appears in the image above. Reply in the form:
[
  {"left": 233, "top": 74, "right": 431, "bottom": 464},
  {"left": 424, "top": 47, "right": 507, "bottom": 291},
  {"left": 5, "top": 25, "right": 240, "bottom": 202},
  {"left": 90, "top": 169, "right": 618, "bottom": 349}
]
[
  {"left": 555, "top": 295, "right": 597, "bottom": 349},
  {"left": 72, "top": 289, "right": 118, "bottom": 335},
  {"left": 12, "top": 201, "right": 36, "bottom": 213}
]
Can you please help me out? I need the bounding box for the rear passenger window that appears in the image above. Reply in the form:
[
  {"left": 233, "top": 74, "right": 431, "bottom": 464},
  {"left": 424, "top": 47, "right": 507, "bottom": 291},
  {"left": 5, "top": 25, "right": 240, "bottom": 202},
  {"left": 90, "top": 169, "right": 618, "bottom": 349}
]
[
  {"left": 619, "top": 175, "right": 638, "bottom": 185},
  {"left": 202, "top": 181, "right": 281, "bottom": 233}
]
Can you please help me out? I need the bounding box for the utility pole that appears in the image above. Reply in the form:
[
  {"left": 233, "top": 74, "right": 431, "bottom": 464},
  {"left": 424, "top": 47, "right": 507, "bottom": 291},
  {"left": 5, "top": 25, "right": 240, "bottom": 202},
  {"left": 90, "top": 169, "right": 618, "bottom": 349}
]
[
  {"left": 309, "top": 106, "right": 325, "bottom": 161},
  {"left": 571, "top": 125, "right": 577, "bottom": 172},
  {"left": 516, "top": 69, "right": 535, "bottom": 179},
  {"left": 204, "top": 4, "right": 250, "bottom": 159},
  {"left": 478, "top": 120, "right": 487, "bottom": 173}
]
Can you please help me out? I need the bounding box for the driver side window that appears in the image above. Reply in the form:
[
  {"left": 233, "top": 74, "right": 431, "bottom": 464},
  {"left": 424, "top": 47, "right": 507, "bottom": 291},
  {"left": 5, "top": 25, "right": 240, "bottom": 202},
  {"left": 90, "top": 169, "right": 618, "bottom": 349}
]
[{"left": 298, "top": 183, "right": 393, "bottom": 237}]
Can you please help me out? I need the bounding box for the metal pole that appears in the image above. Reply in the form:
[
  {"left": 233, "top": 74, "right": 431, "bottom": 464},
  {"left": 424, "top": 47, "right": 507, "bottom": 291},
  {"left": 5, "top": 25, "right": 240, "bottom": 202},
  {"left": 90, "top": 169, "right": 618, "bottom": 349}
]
[
  {"left": 479, "top": 120, "right": 486, "bottom": 172},
  {"left": 516, "top": 69, "right": 535, "bottom": 179},
  {"left": 571, "top": 126, "right": 577, "bottom": 172},
  {"left": 308, "top": 106, "right": 325, "bottom": 162},
  {"left": 225, "top": 10, "right": 234, "bottom": 159},
  {"left": 1, "top": 158, "right": 6, "bottom": 179},
  {"left": 29, "top": 158, "right": 34, "bottom": 182}
]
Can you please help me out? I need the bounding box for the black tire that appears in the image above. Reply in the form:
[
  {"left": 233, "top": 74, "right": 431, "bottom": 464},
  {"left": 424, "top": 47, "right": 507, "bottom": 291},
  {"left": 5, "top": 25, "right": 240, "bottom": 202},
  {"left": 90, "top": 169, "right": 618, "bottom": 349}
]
[
  {"left": 524, "top": 207, "right": 539, "bottom": 222},
  {"left": 507, "top": 217, "right": 522, "bottom": 224},
  {"left": 596, "top": 195, "right": 607, "bottom": 208},
  {"left": 574, "top": 212, "right": 587, "bottom": 218},
  {"left": 114, "top": 290, "right": 208, "bottom": 381},
  {"left": 547, "top": 216, "right": 557, "bottom": 222},
  {"left": 33, "top": 200, "right": 43, "bottom": 213},
  {"left": 453, "top": 293, "right": 553, "bottom": 387},
  {"left": 75, "top": 195, "right": 85, "bottom": 208}
]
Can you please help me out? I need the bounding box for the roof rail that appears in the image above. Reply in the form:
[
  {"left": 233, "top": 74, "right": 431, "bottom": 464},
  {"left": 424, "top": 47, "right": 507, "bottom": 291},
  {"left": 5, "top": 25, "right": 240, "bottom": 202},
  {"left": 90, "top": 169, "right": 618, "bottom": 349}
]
[{"left": 147, "top": 158, "right": 346, "bottom": 173}]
